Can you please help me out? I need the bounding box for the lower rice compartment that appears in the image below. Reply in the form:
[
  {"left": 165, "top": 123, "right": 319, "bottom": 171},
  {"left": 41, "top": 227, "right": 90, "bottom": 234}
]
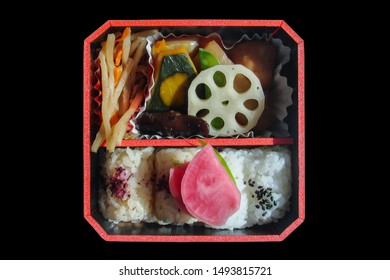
[{"left": 89, "top": 143, "right": 299, "bottom": 237}]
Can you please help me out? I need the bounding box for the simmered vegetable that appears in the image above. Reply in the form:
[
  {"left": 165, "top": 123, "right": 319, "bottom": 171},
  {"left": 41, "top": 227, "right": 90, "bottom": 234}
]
[
  {"left": 159, "top": 72, "right": 189, "bottom": 107},
  {"left": 199, "top": 48, "right": 220, "bottom": 70},
  {"left": 152, "top": 38, "right": 199, "bottom": 60},
  {"left": 228, "top": 40, "right": 277, "bottom": 91},
  {"left": 188, "top": 64, "right": 265, "bottom": 136},
  {"left": 203, "top": 40, "right": 233, "bottom": 65},
  {"left": 228, "top": 40, "right": 278, "bottom": 134},
  {"left": 147, "top": 48, "right": 197, "bottom": 112}
]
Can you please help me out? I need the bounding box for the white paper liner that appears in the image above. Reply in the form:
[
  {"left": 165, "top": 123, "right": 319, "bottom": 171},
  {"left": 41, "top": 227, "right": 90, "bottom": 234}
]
[{"left": 130, "top": 29, "right": 293, "bottom": 138}]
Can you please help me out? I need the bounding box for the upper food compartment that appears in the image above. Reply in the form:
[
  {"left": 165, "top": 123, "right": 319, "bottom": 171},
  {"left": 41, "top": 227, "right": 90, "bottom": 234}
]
[{"left": 84, "top": 20, "right": 303, "bottom": 152}]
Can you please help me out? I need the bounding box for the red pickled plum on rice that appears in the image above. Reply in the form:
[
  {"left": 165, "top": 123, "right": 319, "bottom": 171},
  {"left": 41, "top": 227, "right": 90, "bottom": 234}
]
[{"left": 180, "top": 144, "right": 241, "bottom": 226}]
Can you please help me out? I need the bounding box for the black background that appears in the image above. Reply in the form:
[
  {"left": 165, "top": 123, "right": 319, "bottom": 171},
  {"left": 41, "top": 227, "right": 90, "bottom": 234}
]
[{"left": 2, "top": 9, "right": 387, "bottom": 260}]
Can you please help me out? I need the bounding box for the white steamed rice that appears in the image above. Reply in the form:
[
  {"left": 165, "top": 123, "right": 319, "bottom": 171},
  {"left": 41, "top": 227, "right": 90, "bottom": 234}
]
[{"left": 212, "top": 146, "right": 292, "bottom": 229}]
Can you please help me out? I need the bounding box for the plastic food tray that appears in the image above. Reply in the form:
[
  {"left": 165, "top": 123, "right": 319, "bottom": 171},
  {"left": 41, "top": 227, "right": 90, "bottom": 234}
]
[{"left": 83, "top": 19, "right": 305, "bottom": 241}]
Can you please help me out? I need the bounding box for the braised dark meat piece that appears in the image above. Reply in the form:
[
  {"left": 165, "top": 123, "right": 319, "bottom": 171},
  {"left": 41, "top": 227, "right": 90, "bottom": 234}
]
[{"left": 136, "top": 110, "right": 209, "bottom": 137}]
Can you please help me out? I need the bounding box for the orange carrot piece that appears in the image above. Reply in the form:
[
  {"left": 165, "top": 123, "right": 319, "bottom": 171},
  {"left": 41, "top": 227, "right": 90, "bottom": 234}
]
[
  {"left": 114, "top": 67, "right": 123, "bottom": 86},
  {"left": 115, "top": 27, "right": 131, "bottom": 43},
  {"left": 114, "top": 49, "right": 123, "bottom": 66}
]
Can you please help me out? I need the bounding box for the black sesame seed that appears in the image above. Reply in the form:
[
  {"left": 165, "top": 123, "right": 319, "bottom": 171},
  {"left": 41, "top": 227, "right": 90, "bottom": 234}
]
[
  {"left": 262, "top": 212, "right": 267, "bottom": 217},
  {"left": 261, "top": 206, "right": 265, "bottom": 211},
  {"left": 255, "top": 205, "right": 260, "bottom": 209},
  {"left": 251, "top": 195, "right": 254, "bottom": 198},
  {"left": 244, "top": 181, "right": 246, "bottom": 185},
  {"left": 267, "top": 188, "right": 272, "bottom": 191},
  {"left": 270, "top": 196, "right": 274, "bottom": 202}
]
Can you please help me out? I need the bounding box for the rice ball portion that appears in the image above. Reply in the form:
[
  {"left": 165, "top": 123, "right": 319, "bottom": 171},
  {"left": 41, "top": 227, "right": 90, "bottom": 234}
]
[
  {"left": 98, "top": 147, "right": 155, "bottom": 223},
  {"left": 209, "top": 146, "right": 292, "bottom": 229},
  {"left": 154, "top": 148, "right": 200, "bottom": 225},
  {"left": 240, "top": 146, "right": 292, "bottom": 226}
]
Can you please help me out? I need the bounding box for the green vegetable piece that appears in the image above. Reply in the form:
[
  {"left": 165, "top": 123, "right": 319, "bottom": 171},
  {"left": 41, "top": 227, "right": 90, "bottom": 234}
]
[
  {"left": 199, "top": 48, "right": 220, "bottom": 71},
  {"left": 198, "top": 140, "right": 237, "bottom": 186},
  {"left": 199, "top": 48, "right": 221, "bottom": 98}
]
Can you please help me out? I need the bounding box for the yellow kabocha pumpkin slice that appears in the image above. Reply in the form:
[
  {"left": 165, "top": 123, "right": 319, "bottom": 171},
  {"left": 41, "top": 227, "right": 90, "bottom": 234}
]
[
  {"left": 147, "top": 48, "right": 197, "bottom": 112},
  {"left": 159, "top": 72, "right": 189, "bottom": 107}
]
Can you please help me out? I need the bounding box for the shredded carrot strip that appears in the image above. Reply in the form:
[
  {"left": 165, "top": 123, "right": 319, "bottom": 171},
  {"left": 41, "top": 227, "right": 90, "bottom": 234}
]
[
  {"left": 106, "top": 90, "right": 144, "bottom": 152},
  {"left": 110, "top": 112, "right": 119, "bottom": 126},
  {"left": 115, "top": 27, "right": 131, "bottom": 42},
  {"left": 114, "top": 66, "right": 123, "bottom": 86},
  {"left": 114, "top": 49, "right": 123, "bottom": 66},
  {"left": 129, "top": 90, "right": 144, "bottom": 115}
]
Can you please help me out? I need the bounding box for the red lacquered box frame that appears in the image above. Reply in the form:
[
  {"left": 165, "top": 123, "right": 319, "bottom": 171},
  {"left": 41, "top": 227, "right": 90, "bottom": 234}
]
[{"left": 83, "top": 19, "right": 305, "bottom": 242}]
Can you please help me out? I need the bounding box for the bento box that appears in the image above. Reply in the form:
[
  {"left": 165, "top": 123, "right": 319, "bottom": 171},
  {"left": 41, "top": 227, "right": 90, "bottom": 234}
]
[{"left": 83, "top": 19, "right": 305, "bottom": 242}]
